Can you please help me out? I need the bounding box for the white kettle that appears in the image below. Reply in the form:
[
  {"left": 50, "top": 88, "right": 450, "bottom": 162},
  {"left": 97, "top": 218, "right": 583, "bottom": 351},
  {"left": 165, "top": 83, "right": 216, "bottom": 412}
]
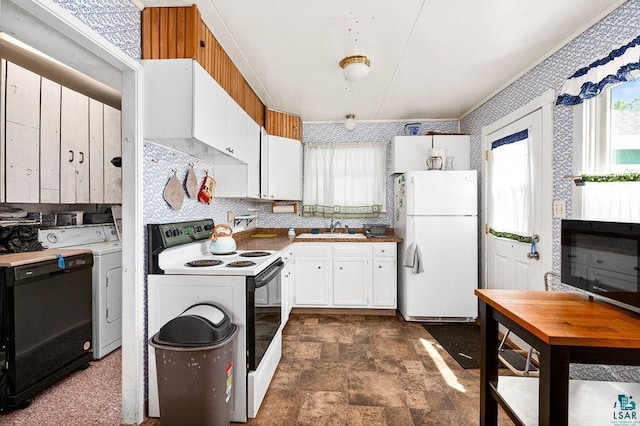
[{"left": 209, "top": 224, "right": 237, "bottom": 254}]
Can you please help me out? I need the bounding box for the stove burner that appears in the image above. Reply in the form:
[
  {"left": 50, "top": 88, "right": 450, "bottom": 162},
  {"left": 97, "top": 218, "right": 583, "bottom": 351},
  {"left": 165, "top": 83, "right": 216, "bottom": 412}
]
[
  {"left": 186, "top": 259, "right": 224, "bottom": 267},
  {"left": 226, "top": 260, "right": 256, "bottom": 268},
  {"left": 211, "top": 251, "right": 237, "bottom": 256},
  {"left": 239, "top": 251, "right": 272, "bottom": 258}
]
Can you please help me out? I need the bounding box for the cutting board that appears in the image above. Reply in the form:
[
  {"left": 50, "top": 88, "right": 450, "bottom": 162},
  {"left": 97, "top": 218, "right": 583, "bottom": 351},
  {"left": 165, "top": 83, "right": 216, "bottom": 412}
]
[{"left": 0, "top": 248, "right": 92, "bottom": 267}]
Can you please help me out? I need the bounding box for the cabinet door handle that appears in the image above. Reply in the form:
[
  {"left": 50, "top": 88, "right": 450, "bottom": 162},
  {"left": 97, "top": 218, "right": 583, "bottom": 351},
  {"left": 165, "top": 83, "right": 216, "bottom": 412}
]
[
  {"left": 69, "top": 150, "right": 74, "bottom": 162},
  {"left": 317, "top": 266, "right": 321, "bottom": 269},
  {"left": 378, "top": 265, "right": 382, "bottom": 269},
  {"left": 339, "top": 267, "right": 343, "bottom": 270},
  {"left": 79, "top": 152, "right": 85, "bottom": 164}
]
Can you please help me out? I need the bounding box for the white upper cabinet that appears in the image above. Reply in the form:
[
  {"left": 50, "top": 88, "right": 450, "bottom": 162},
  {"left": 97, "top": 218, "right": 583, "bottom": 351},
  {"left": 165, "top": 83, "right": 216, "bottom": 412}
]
[
  {"left": 143, "top": 59, "right": 245, "bottom": 164},
  {"left": 1, "top": 60, "right": 121, "bottom": 205},
  {"left": 4, "top": 62, "right": 40, "bottom": 203},
  {"left": 390, "top": 134, "right": 470, "bottom": 174},
  {"left": 226, "top": 99, "right": 249, "bottom": 164},
  {"left": 210, "top": 117, "right": 260, "bottom": 199},
  {"left": 40, "top": 78, "right": 61, "bottom": 204},
  {"left": 390, "top": 136, "right": 432, "bottom": 175},
  {"left": 89, "top": 99, "right": 104, "bottom": 204},
  {"left": 103, "top": 104, "right": 122, "bottom": 204},
  {"left": 246, "top": 120, "right": 261, "bottom": 199},
  {"left": 60, "top": 87, "right": 90, "bottom": 204},
  {"left": 261, "top": 134, "right": 302, "bottom": 201}
]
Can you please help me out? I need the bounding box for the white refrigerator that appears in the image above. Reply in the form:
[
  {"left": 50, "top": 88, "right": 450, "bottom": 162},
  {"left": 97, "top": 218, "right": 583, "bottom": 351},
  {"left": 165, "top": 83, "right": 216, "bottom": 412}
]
[{"left": 394, "top": 170, "right": 478, "bottom": 321}]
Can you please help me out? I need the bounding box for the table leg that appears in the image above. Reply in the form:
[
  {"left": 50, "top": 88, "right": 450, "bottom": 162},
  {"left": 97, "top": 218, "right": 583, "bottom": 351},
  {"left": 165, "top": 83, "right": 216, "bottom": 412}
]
[
  {"left": 539, "top": 344, "right": 570, "bottom": 425},
  {"left": 480, "top": 301, "right": 499, "bottom": 426}
]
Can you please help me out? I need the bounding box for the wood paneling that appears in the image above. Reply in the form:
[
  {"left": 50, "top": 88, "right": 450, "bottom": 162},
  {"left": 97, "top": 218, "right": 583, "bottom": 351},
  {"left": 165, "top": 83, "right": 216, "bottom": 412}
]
[
  {"left": 265, "top": 109, "right": 302, "bottom": 140},
  {"left": 142, "top": 5, "right": 265, "bottom": 127}
]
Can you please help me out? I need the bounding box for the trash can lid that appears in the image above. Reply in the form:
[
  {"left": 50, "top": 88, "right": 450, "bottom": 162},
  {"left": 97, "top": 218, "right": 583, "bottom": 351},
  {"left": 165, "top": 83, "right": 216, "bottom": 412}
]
[{"left": 154, "top": 303, "right": 235, "bottom": 347}]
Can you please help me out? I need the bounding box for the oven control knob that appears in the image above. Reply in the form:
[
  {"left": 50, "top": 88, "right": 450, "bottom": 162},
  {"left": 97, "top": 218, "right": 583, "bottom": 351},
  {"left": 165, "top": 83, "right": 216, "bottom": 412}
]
[
  {"left": 165, "top": 230, "right": 172, "bottom": 238},
  {"left": 47, "top": 233, "right": 58, "bottom": 243},
  {"left": 172, "top": 229, "right": 179, "bottom": 237}
]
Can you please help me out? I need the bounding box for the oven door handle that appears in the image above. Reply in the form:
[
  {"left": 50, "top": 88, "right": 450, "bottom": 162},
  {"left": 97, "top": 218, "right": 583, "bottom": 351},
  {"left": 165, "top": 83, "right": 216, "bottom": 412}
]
[{"left": 254, "top": 259, "right": 284, "bottom": 289}]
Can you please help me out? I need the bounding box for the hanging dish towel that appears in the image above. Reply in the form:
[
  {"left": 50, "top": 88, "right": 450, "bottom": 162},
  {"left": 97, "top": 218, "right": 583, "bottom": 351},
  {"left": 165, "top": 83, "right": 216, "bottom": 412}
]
[
  {"left": 198, "top": 172, "right": 216, "bottom": 204},
  {"left": 185, "top": 165, "right": 199, "bottom": 199},
  {"left": 403, "top": 242, "right": 424, "bottom": 274},
  {"left": 163, "top": 171, "right": 184, "bottom": 210}
]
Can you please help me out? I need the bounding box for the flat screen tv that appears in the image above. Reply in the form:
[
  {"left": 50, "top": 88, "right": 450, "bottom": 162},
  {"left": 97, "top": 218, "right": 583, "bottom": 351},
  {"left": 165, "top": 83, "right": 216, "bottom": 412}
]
[{"left": 561, "top": 219, "right": 640, "bottom": 313}]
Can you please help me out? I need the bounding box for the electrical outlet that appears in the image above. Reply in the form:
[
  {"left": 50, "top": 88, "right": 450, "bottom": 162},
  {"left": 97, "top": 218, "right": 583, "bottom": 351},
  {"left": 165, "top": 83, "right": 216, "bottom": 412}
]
[
  {"left": 553, "top": 200, "right": 566, "bottom": 219},
  {"left": 227, "top": 211, "right": 234, "bottom": 222}
]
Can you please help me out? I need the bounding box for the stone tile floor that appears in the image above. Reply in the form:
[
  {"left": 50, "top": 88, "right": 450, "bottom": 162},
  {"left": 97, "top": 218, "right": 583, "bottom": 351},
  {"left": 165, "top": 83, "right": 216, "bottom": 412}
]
[
  {"left": 1, "top": 312, "right": 514, "bottom": 425},
  {"left": 238, "top": 313, "right": 514, "bottom": 425}
]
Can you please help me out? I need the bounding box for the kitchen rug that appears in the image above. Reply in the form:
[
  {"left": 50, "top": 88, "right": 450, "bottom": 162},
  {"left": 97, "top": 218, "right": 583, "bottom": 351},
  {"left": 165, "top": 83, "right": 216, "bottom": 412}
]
[{"left": 422, "top": 323, "right": 484, "bottom": 369}]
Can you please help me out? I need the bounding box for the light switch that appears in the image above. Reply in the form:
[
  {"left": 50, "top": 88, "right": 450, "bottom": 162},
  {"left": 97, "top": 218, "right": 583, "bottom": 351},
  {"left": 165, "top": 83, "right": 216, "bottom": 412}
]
[{"left": 553, "top": 200, "right": 566, "bottom": 218}]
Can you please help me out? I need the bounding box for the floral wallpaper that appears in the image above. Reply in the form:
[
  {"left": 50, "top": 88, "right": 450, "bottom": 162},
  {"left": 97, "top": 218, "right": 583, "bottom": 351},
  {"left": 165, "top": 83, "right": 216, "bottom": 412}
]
[
  {"left": 460, "top": 0, "right": 640, "bottom": 382},
  {"left": 52, "top": 0, "right": 141, "bottom": 59}
]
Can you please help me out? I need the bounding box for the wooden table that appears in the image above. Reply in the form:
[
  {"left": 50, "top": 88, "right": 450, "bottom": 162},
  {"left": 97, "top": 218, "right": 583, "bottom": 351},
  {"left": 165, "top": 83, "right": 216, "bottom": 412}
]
[{"left": 476, "top": 289, "right": 640, "bottom": 425}]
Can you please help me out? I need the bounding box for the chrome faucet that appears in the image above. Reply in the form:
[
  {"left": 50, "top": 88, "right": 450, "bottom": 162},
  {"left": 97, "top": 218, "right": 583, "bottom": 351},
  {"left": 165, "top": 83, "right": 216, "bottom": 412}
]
[{"left": 329, "top": 218, "right": 342, "bottom": 233}]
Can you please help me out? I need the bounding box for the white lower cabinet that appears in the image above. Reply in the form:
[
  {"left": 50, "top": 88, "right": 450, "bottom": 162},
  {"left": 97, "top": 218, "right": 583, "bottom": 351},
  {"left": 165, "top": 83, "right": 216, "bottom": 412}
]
[
  {"left": 293, "top": 244, "right": 331, "bottom": 306},
  {"left": 372, "top": 257, "right": 397, "bottom": 306},
  {"left": 293, "top": 242, "right": 397, "bottom": 309},
  {"left": 280, "top": 248, "right": 294, "bottom": 325},
  {"left": 333, "top": 245, "right": 371, "bottom": 306}
]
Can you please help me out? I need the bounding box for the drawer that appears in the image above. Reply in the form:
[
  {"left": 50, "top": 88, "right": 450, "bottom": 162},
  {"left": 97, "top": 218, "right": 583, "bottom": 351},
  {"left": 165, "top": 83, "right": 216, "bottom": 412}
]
[
  {"left": 333, "top": 244, "right": 371, "bottom": 257},
  {"left": 294, "top": 243, "right": 332, "bottom": 257},
  {"left": 372, "top": 244, "right": 396, "bottom": 257}
]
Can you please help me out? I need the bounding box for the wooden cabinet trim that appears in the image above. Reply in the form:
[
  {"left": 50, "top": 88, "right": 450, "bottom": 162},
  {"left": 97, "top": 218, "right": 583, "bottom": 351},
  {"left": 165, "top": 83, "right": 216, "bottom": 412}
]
[{"left": 142, "top": 5, "right": 265, "bottom": 127}]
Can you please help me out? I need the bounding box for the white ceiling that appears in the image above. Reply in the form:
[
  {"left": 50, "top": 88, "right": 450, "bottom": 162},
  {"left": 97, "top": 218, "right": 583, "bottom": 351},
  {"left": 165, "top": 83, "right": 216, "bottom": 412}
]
[{"left": 141, "top": 0, "right": 624, "bottom": 122}]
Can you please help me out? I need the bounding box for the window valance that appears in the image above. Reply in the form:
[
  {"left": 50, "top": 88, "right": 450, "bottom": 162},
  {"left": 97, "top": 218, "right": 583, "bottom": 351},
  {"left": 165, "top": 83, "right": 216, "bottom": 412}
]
[{"left": 556, "top": 35, "right": 640, "bottom": 106}]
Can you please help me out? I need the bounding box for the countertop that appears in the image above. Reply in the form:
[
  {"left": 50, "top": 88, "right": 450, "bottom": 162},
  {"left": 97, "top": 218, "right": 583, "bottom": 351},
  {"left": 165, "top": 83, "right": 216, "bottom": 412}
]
[
  {"left": 234, "top": 228, "right": 402, "bottom": 251},
  {"left": 475, "top": 289, "right": 640, "bottom": 348},
  {"left": 0, "top": 248, "right": 93, "bottom": 267}
]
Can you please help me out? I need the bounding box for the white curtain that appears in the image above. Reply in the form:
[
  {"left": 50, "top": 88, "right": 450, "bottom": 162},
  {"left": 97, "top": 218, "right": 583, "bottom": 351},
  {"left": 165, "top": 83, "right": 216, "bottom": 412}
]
[
  {"left": 489, "top": 130, "right": 533, "bottom": 239},
  {"left": 582, "top": 181, "right": 640, "bottom": 222},
  {"left": 302, "top": 142, "right": 387, "bottom": 218}
]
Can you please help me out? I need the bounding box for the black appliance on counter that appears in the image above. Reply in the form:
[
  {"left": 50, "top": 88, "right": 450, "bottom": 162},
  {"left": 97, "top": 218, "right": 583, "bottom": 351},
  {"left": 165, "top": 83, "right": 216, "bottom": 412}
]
[{"left": 0, "top": 253, "right": 94, "bottom": 410}]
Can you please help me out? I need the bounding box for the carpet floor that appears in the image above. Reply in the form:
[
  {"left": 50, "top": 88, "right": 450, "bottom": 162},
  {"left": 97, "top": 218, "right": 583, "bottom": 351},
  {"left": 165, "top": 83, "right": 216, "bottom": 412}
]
[{"left": 0, "top": 349, "right": 121, "bottom": 425}]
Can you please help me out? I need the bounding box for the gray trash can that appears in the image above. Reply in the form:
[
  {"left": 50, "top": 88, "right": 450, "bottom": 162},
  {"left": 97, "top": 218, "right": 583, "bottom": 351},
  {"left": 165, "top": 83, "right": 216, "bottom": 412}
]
[{"left": 150, "top": 303, "right": 238, "bottom": 426}]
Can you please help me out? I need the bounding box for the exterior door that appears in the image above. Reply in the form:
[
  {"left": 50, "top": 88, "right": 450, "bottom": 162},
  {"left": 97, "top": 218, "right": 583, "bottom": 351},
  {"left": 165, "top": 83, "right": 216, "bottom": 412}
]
[{"left": 485, "top": 109, "right": 546, "bottom": 291}]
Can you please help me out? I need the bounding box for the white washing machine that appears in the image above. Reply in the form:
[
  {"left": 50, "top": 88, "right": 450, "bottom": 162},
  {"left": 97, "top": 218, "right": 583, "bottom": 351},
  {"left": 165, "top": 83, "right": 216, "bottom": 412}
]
[{"left": 39, "top": 224, "right": 122, "bottom": 359}]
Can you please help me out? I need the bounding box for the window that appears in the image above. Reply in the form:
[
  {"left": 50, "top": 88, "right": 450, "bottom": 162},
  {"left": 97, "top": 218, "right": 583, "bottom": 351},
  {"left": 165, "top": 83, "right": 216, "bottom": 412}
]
[
  {"left": 302, "top": 142, "right": 387, "bottom": 218},
  {"left": 582, "top": 77, "right": 640, "bottom": 174},
  {"left": 576, "top": 77, "right": 640, "bottom": 222}
]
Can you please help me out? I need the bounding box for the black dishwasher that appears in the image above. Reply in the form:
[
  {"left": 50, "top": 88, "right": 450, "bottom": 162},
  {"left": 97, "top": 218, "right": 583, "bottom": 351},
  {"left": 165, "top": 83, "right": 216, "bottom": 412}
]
[{"left": 0, "top": 253, "right": 94, "bottom": 410}]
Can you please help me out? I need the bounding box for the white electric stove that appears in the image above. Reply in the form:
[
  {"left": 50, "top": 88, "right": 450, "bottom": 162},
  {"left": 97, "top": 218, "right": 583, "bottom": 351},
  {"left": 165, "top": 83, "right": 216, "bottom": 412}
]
[
  {"left": 38, "top": 224, "right": 122, "bottom": 359},
  {"left": 147, "top": 219, "right": 283, "bottom": 422},
  {"left": 155, "top": 240, "right": 278, "bottom": 276}
]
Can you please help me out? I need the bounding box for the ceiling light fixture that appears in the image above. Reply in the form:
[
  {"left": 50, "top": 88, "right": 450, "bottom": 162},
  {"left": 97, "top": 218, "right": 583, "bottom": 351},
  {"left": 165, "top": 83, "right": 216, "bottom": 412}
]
[
  {"left": 344, "top": 114, "right": 357, "bottom": 131},
  {"left": 339, "top": 55, "right": 371, "bottom": 82}
]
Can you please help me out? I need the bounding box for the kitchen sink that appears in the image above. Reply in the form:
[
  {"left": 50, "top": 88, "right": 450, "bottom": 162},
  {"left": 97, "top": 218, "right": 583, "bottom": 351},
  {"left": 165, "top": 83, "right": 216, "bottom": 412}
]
[{"left": 296, "top": 233, "right": 367, "bottom": 239}]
